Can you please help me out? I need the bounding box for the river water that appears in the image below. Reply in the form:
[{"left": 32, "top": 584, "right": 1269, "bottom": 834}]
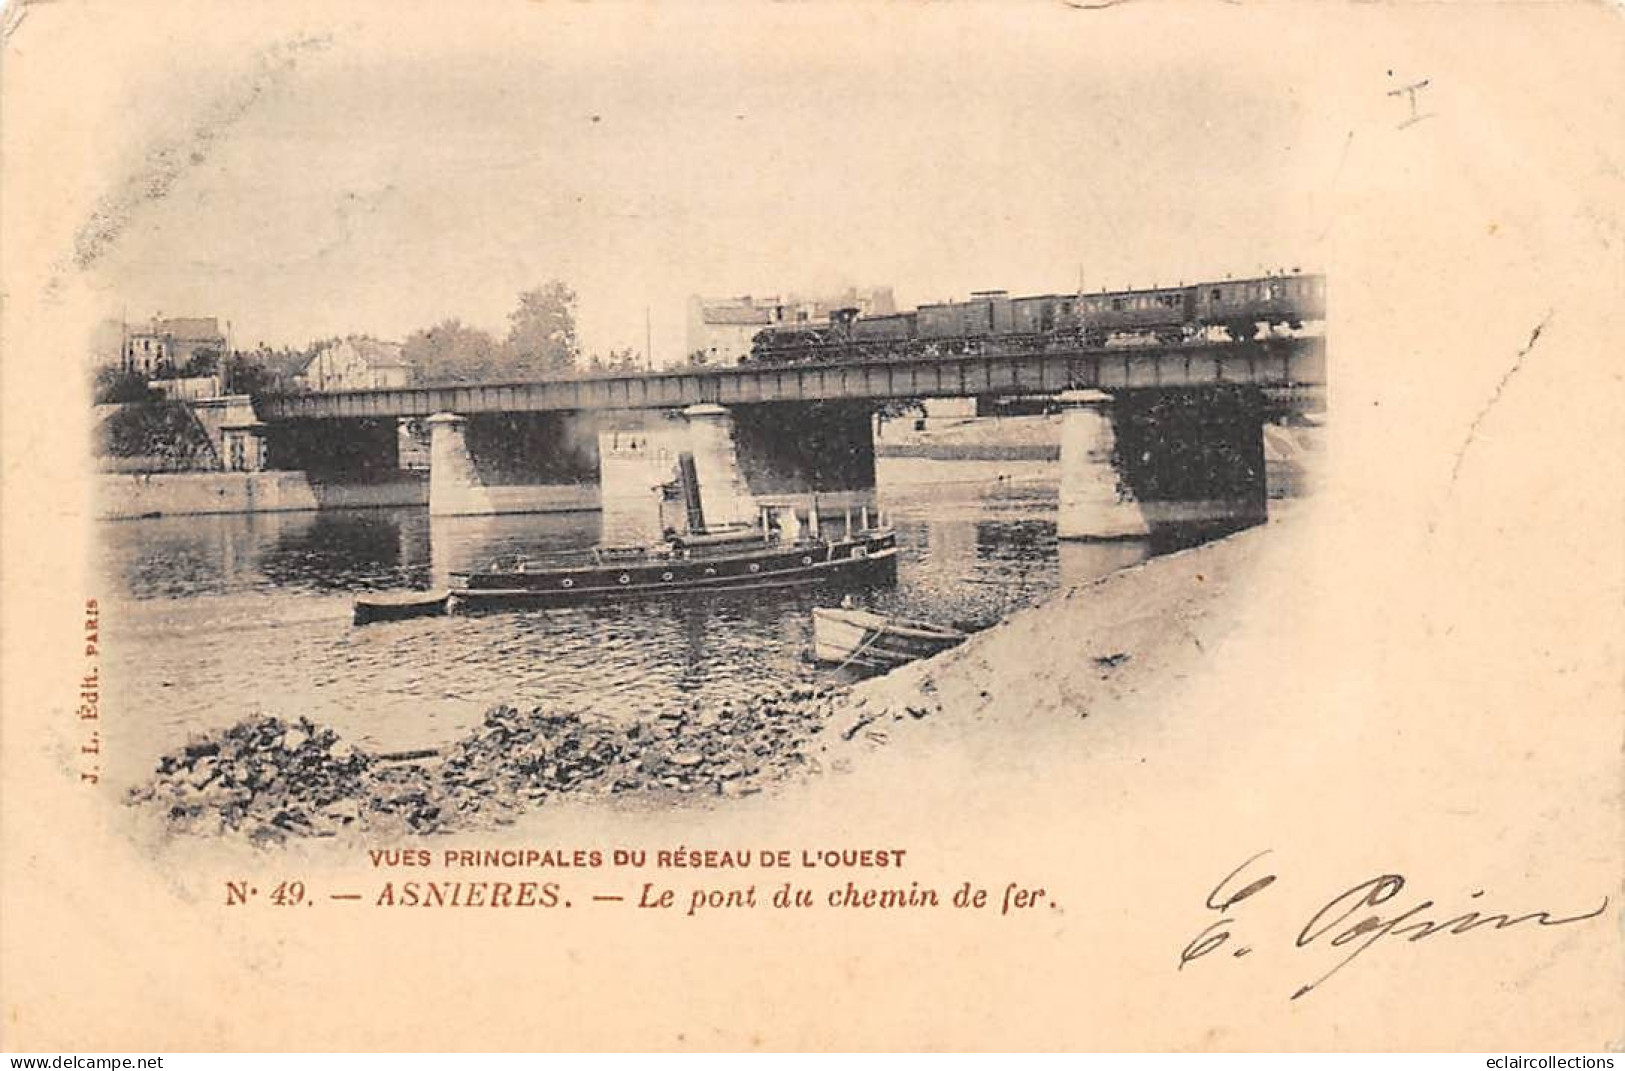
[{"left": 98, "top": 459, "right": 1175, "bottom": 790}]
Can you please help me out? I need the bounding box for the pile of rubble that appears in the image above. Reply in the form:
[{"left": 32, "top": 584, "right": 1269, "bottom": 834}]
[
  {"left": 130, "top": 686, "right": 844, "bottom": 841},
  {"left": 442, "top": 684, "right": 841, "bottom": 811},
  {"left": 127, "top": 716, "right": 371, "bottom": 842}
]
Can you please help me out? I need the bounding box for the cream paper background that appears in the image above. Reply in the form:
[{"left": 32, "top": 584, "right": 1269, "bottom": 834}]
[{"left": 1, "top": 0, "right": 1621, "bottom": 1052}]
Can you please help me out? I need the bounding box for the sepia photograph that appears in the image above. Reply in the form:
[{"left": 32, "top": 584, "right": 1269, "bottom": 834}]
[
  {"left": 87, "top": 6, "right": 1326, "bottom": 840},
  {"left": 1, "top": 0, "right": 1620, "bottom": 1055}
]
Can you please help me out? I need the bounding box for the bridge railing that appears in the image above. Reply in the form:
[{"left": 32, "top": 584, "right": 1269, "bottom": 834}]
[{"left": 258, "top": 337, "right": 1326, "bottom": 420}]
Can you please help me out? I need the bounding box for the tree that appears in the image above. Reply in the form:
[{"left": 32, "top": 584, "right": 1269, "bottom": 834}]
[
  {"left": 178, "top": 345, "right": 222, "bottom": 379},
  {"left": 502, "top": 281, "right": 579, "bottom": 377},
  {"left": 402, "top": 319, "right": 503, "bottom": 384},
  {"left": 221, "top": 354, "right": 281, "bottom": 399},
  {"left": 96, "top": 399, "right": 215, "bottom": 467}
]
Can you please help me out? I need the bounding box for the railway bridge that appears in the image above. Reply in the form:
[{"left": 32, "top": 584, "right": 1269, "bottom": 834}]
[
  {"left": 259, "top": 339, "right": 1323, "bottom": 420},
  {"left": 233, "top": 338, "right": 1325, "bottom": 541}
]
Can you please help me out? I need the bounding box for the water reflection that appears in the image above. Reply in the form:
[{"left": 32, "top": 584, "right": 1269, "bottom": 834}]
[{"left": 1058, "top": 539, "right": 1151, "bottom": 588}]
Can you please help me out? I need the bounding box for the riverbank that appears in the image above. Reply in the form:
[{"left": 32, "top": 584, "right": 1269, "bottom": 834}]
[
  {"left": 821, "top": 513, "right": 1276, "bottom": 757},
  {"left": 96, "top": 471, "right": 610, "bottom": 519},
  {"left": 98, "top": 471, "right": 429, "bottom": 519},
  {"left": 129, "top": 685, "right": 845, "bottom": 842}
]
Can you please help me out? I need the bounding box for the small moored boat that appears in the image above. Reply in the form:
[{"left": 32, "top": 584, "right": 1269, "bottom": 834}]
[
  {"left": 353, "top": 589, "right": 452, "bottom": 625},
  {"left": 812, "top": 605, "right": 966, "bottom": 671}
]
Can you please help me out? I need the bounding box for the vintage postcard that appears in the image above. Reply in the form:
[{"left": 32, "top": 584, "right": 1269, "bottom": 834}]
[{"left": 1, "top": 0, "right": 1621, "bottom": 1053}]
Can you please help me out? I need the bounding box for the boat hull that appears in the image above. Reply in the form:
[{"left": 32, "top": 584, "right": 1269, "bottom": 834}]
[
  {"left": 353, "top": 590, "right": 451, "bottom": 625},
  {"left": 812, "top": 606, "right": 966, "bottom": 670},
  {"left": 450, "top": 531, "right": 898, "bottom": 610}
]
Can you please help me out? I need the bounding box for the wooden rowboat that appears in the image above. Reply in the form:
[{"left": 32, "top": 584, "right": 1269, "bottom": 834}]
[
  {"left": 353, "top": 589, "right": 451, "bottom": 625},
  {"left": 812, "top": 606, "right": 966, "bottom": 671}
]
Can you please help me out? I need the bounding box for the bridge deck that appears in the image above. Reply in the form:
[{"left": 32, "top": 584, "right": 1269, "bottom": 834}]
[{"left": 260, "top": 338, "right": 1325, "bottom": 420}]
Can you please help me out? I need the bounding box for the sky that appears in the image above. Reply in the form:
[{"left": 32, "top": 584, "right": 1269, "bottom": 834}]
[{"left": 71, "top": 3, "right": 1334, "bottom": 365}]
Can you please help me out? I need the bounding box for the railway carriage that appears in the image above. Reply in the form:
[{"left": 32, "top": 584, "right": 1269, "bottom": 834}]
[
  {"left": 1010, "top": 294, "right": 1069, "bottom": 335},
  {"left": 1194, "top": 274, "right": 1325, "bottom": 339},
  {"left": 746, "top": 272, "right": 1323, "bottom": 364},
  {"left": 1071, "top": 287, "right": 1195, "bottom": 345},
  {"left": 850, "top": 311, "right": 918, "bottom": 358}
]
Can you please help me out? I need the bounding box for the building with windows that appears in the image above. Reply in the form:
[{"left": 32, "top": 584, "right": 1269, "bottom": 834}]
[
  {"left": 686, "top": 286, "right": 896, "bottom": 366},
  {"left": 122, "top": 316, "right": 227, "bottom": 376},
  {"left": 297, "top": 337, "right": 410, "bottom": 392},
  {"left": 685, "top": 296, "right": 778, "bottom": 366}
]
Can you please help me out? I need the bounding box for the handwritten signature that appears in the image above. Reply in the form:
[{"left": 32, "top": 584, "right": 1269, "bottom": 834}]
[{"left": 1179, "top": 851, "right": 1609, "bottom": 1000}]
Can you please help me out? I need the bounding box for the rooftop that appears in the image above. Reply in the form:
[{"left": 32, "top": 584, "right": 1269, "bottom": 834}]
[{"left": 132, "top": 316, "right": 224, "bottom": 342}]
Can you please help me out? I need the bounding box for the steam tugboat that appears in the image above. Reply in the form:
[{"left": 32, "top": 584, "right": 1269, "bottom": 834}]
[
  {"left": 448, "top": 520, "right": 894, "bottom": 610},
  {"left": 450, "top": 452, "right": 894, "bottom": 610},
  {"left": 352, "top": 453, "right": 895, "bottom": 623}
]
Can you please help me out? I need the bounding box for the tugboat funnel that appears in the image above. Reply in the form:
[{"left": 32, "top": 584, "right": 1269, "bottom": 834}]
[{"left": 675, "top": 451, "right": 706, "bottom": 534}]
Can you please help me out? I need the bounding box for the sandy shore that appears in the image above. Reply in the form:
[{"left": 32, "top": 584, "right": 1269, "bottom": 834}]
[{"left": 821, "top": 516, "right": 1272, "bottom": 762}]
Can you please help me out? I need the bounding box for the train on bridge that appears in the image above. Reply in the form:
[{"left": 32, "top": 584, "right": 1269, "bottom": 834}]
[{"left": 744, "top": 271, "right": 1326, "bottom": 365}]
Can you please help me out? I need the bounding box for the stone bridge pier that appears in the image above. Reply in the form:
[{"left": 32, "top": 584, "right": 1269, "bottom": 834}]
[
  {"left": 682, "top": 404, "right": 756, "bottom": 528},
  {"left": 1058, "top": 387, "right": 1269, "bottom": 543},
  {"left": 423, "top": 401, "right": 877, "bottom": 534},
  {"left": 1058, "top": 390, "right": 1149, "bottom": 541},
  {"left": 700, "top": 400, "right": 878, "bottom": 529},
  {"left": 424, "top": 411, "right": 600, "bottom": 517},
  {"left": 594, "top": 400, "right": 879, "bottom": 543}
]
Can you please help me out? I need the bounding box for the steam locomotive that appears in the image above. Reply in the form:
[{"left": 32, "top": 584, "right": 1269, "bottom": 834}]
[{"left": 744, "top": 272, "right": 1326, "bottom": 365}]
